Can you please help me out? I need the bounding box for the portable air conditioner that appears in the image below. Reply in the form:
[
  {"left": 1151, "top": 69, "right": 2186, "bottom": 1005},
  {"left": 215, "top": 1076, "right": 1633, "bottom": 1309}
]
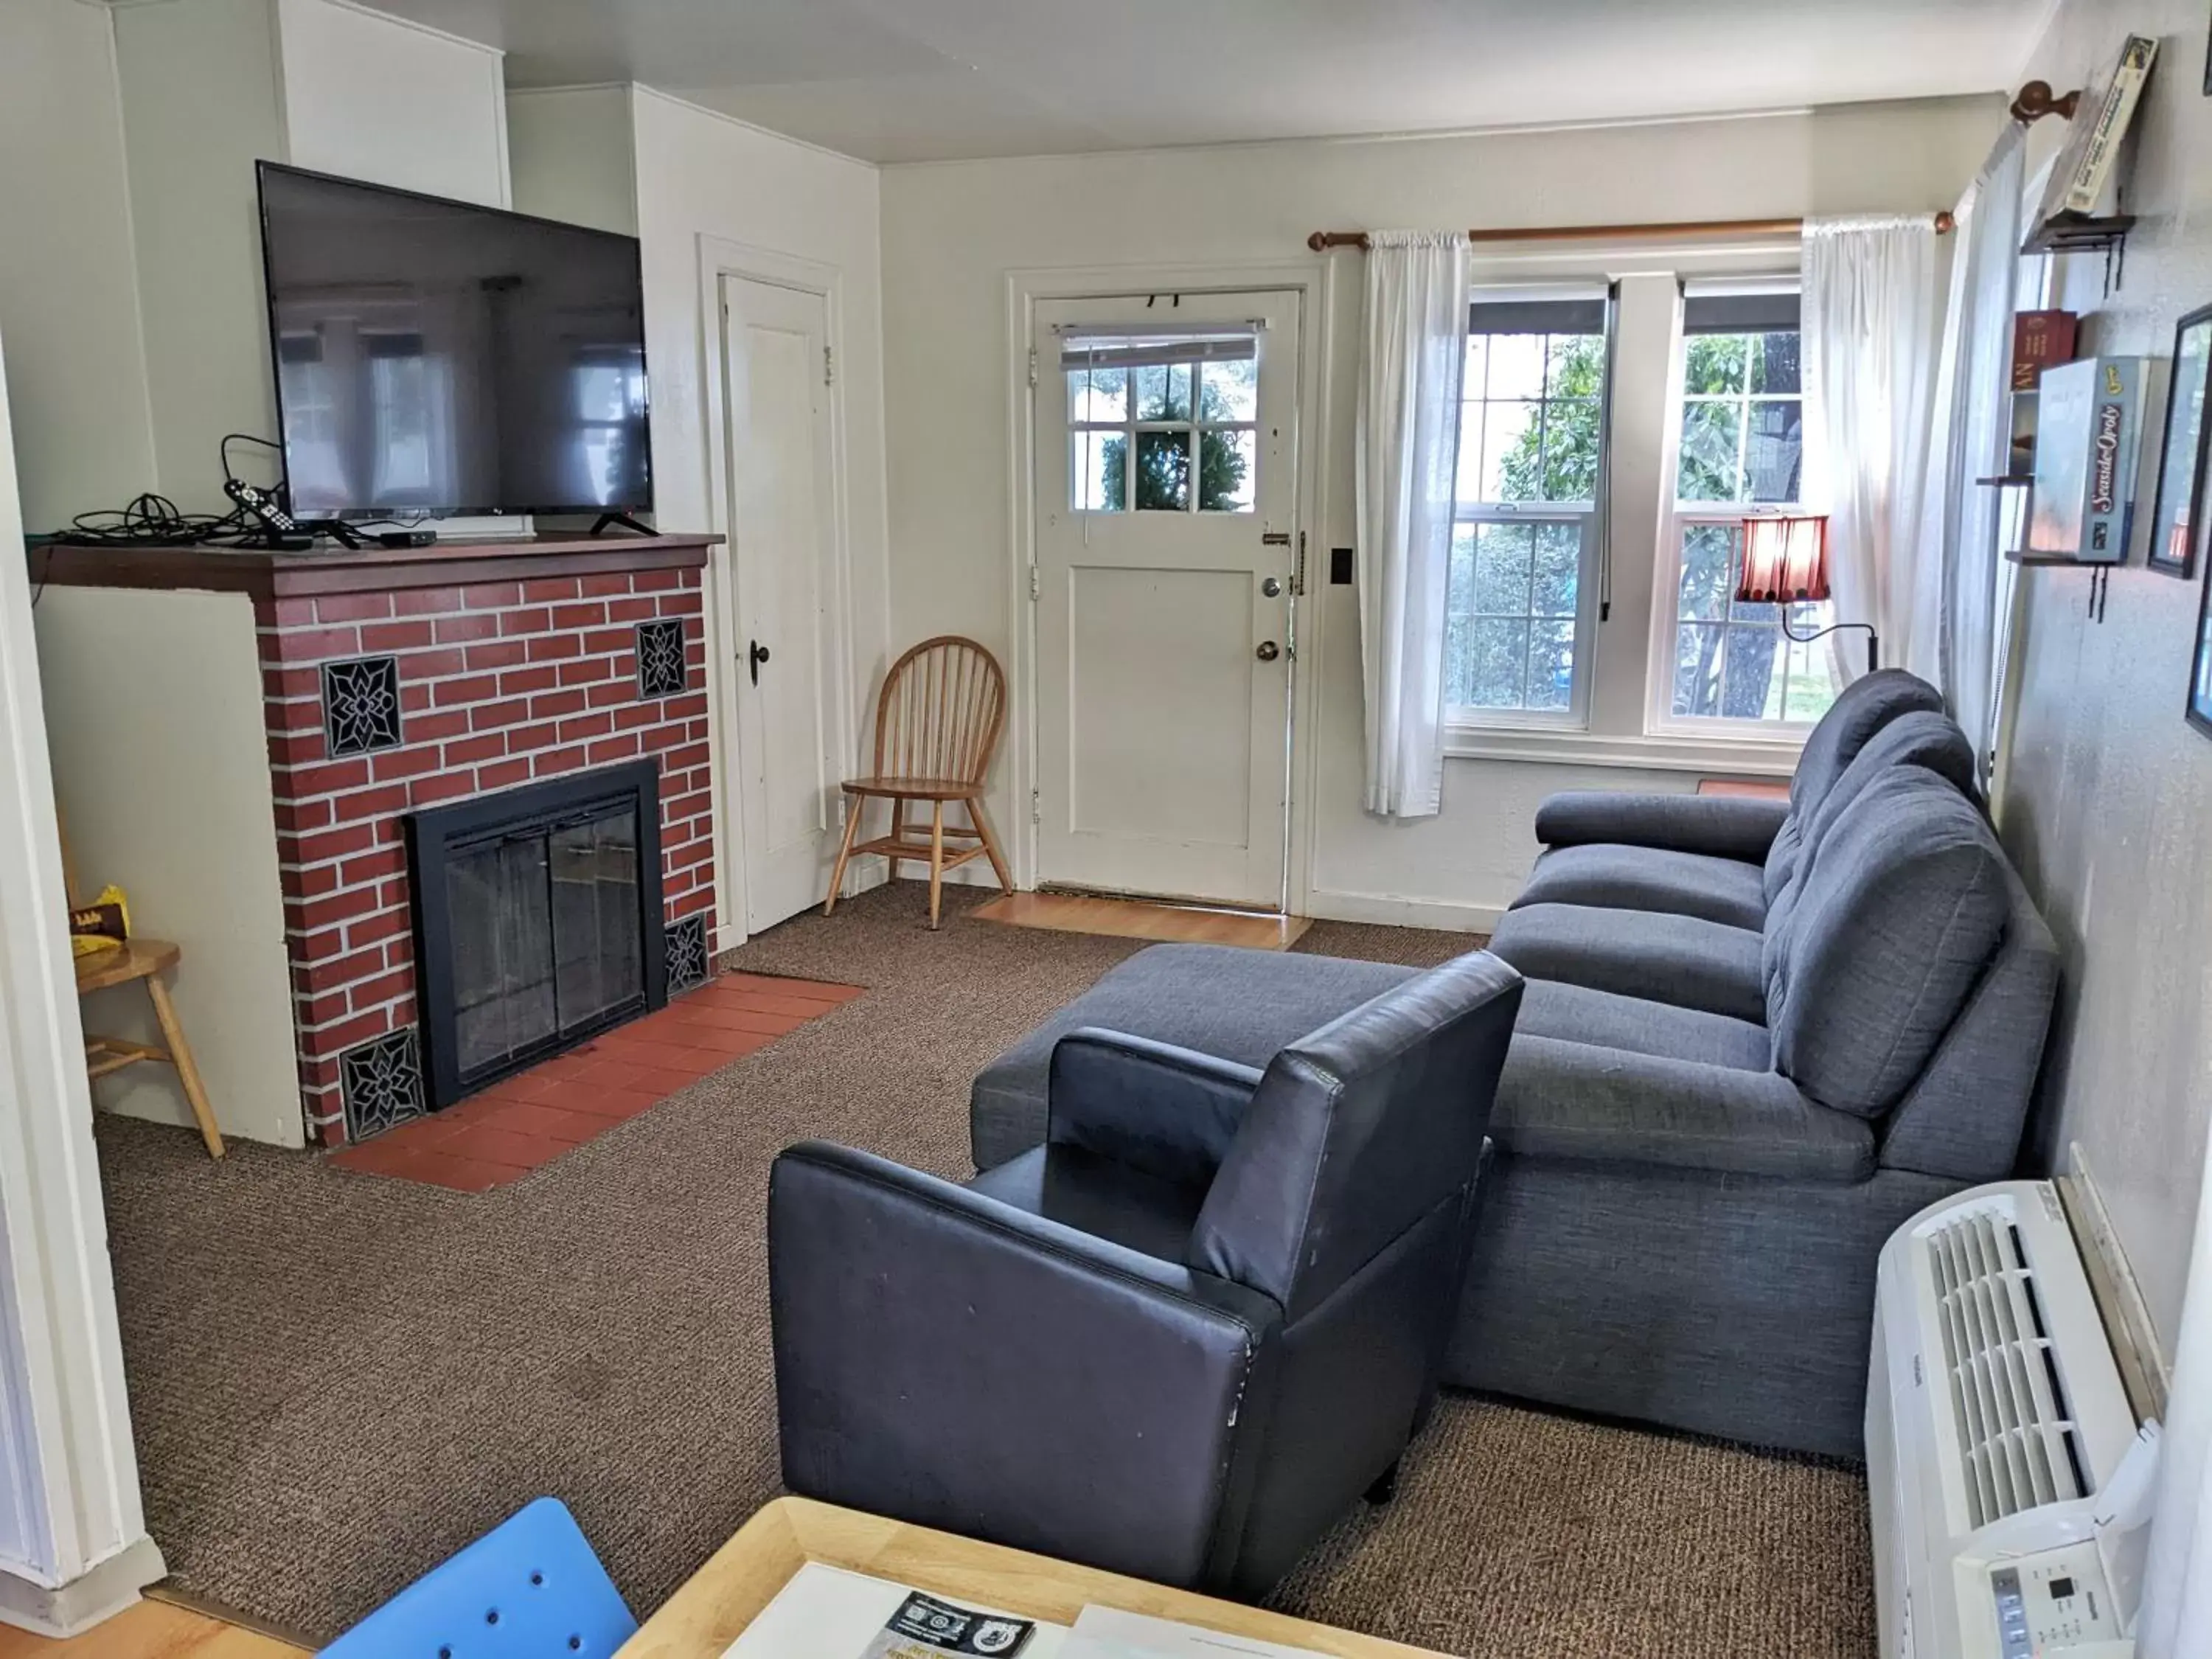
[{"left": 1869, "top": 1181, "right": 2149, "bottom": 1659}]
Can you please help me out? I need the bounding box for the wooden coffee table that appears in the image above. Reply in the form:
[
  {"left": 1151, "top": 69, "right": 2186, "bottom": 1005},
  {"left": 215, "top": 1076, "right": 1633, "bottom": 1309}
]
[{"left": 619, "top": 1497, "right": 1442, "bottom": 1658}]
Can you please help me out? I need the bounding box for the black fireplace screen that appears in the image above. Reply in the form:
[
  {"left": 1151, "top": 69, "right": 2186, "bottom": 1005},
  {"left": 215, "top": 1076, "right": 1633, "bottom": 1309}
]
[{"left": 408, "top": 760, "right": 667, "bottom": 1109}]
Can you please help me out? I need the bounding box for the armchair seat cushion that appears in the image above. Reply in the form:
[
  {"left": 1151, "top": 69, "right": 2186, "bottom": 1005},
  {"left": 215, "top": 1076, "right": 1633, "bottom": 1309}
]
[
  {"left": 1514, "top": 978, "right": 1770, "bottom": 1070},
  {"left": 1488, "top": 902, "right": 1765, "bottom": 1022},
  {"left": 1512, "top": 844, "right": 1767, "bottom": 930},
  {"left": 967, "top": 1144, "right": 1208, "bottom": 1265}
]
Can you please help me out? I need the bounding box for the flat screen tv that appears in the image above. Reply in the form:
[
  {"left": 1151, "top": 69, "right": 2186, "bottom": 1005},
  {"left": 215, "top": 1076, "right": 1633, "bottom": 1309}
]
[{"left": 256, "top": 161, "right": 652, "bottom": 520}]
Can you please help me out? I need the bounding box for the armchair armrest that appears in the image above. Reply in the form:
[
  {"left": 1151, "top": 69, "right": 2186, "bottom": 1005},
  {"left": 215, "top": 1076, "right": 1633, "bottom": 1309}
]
[
  {"left": 1048, "top": 1029, "right": 1264, "bottom": 1188},
  {"left": 1534, "top": 790, "right": 1790, "bottom": 862},
  {"left": 768, "top": 1141, "right": 1282, "bottom": 1589}
]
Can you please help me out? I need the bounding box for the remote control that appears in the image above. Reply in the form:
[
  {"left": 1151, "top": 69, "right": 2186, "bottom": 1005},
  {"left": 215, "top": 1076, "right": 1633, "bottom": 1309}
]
[{"left": 225, "top": 477, "right": 296, "bottom": 533}]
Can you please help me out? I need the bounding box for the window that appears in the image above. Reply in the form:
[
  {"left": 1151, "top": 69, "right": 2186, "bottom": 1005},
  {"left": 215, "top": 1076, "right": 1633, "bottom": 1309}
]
[
  {"left": 1065, "top": 331, "right": 1257, "bottom": 513},
  {"left": 1663, "top": 289, "right": 1841, "bottom": 726},
  {"left": 1446, "top": 291, "right": 1609, "bottom": 720}
]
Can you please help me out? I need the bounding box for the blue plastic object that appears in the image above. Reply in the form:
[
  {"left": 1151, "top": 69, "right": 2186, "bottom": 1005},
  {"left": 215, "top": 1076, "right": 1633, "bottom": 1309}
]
[{"left": 320, "top": 1497, "right": 636, "bottom": 1658}]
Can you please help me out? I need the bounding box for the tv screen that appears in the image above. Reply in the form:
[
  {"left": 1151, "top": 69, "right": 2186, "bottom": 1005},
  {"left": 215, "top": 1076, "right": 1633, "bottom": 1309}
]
[{"left": 256, "top": 162, "right": 652, "bottom": 520}]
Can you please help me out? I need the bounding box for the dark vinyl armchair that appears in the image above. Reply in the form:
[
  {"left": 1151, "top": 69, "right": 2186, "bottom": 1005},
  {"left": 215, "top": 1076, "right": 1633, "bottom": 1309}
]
[{"left": 767, "top": 951, "right": 1523, "bottom": 1597}]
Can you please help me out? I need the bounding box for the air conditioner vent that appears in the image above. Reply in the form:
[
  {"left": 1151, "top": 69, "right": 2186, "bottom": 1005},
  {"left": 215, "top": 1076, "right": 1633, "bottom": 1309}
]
[{"left": 1923, "top": 1208, "right": 2084, "bottom": 1528}]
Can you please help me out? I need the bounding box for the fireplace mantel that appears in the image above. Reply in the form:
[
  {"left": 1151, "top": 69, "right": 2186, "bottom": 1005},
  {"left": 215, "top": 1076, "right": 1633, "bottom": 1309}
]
[{"left": 27, "top": 532, "right": 717, "bottom": 600}]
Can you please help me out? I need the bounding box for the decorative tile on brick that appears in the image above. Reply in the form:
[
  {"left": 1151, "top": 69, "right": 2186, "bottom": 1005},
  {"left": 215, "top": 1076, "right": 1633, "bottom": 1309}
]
[
  {"left": 664, "top": 913, "right": 709, "bottom": 995},
  {"left": 636, "top": 619, "right": 689, "bottom": 700},
  {"left": 339, "top": 1026, "right": 425, "bottom": 1141},
  {"left": 321, "top": 655, "right": 406, "bottom": 756}
]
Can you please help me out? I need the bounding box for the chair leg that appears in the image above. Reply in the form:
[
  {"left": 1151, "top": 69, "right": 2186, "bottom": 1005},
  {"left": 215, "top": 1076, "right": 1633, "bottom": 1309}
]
[
  {"left": 886, "top": 796, "right": 911, "bottom": 887},
  {"left": 969, "top": 797, "right": 1013, "bottom": 896},
  {"left": 927, "top": 802, "right": 947, "bottom": 930},
  {"left": 822, "top": 793, "right": 862, "bottom": 917},
  {"left": 145, "top": 973, "right": 224, "bottom": 1159}
]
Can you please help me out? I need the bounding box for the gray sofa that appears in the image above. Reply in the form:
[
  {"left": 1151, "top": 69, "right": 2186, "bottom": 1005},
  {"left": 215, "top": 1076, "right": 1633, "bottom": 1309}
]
[{"left": 969, "top": 672, "right": 2059, "bottom": 1459}]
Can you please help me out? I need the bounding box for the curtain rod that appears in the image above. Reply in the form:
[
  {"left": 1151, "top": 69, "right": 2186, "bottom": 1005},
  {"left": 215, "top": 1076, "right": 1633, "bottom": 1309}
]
[{"left": 1306, "top": 211, "right": 1955, "bottom": 252}]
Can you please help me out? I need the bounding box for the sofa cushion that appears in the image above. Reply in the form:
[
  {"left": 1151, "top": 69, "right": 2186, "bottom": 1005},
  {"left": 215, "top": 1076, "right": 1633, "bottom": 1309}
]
[
  {"left": 1516, "top": 978, "right": 1771, "bottom": 1071},
  {"left": 1764, "top": 768, "right": 2010, "bottom": 1119},
  {"left": 1512, "top": 844, "right": 1767, "bottom": 930},
  {"left": 968, "top": 944, "right": 1418, "bottom": 1170},
  {"left": 1488, "top": 902, "right": 1765, "bottom": 1023},
  {"left": 1764, "top": 669, "right": 1947, "bottom": 903}
]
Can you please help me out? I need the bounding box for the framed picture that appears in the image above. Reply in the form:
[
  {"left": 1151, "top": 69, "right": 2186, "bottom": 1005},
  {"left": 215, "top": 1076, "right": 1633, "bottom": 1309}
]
[
  {"left": 2189, "top": 543, "right": 2212, "bottom": 732},
  {"left": 2149, "top": 306, "right": 2212, "bottom": 577}
]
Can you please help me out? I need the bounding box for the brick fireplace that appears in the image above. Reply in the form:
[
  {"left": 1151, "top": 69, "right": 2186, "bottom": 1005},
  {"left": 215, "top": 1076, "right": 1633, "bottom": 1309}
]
[{"left": 30, "top": 534, "right": 720, "bottom": 1149}]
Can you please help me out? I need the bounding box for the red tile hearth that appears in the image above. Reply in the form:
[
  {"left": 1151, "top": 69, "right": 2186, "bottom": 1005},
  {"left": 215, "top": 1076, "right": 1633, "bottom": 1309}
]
[{"left": 327, "top": 972, "right": 862, "bottom": 1192}]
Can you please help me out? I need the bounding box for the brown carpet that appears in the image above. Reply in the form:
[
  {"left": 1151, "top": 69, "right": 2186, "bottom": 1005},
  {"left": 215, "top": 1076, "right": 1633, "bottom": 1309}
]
[{"left": 96, "top": 883, "right": 1874, "bottom": 1657}]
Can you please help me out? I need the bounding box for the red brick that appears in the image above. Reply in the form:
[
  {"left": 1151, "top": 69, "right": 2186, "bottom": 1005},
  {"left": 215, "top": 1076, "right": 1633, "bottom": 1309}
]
[
  {"left": 443, "top": 732, "right": 506, "bottom": 767},
  {"left": 606, "top": 597, "right": 658, "bottom": 622},
  {"left": 291, "top": 823, "right": 380, "bottom": 866},
  {"left": 371, "top": 746, "right": 443, "bottom": 782},
  {"left": 394, "top": 588, "right": 467, "bottom": 616},
  {"left": 431, "top": 674, "right": 501, "bottom": 706},
  {"left": 330, "top": 783, "right": 411, "bottom": 823},
  {"left": 667, "top": 692, "right": 708, "bottom": 721},
  {"left": 586, "top": 680, "right": 633, "bottom": 709},
  {"left": 527, "top": 689, "right": 588, "bottom": 720},
  {"left": 580, "top": 572, "right": 635, "bottom": 597},
  {"left": 558, "top": 712, "right": 615, "bottom": 743},
  {"left": 532, "top": 745, "right": 588, "bottom": 777},
  {"left": 500, "top": 606, "right": 553, "bottom": 636},
  {"left": 339, "top": 847, "right": 406, "bottom": 888},
  {"left": 263, "top": 665, "right": 320, "bottom": 698},
  {"left": 587, "top": 734, "right": 642, "bottom": 765},
  {"left": 402, "top": 684, "right": 433, "bottom": 712},
  {"left": 668, "top": 838, "right": 714, "bottom": 872},
  {"left": 464, "top": 640, "right": 529, "bottom": 672},
  {"left": 552, "top": 602, "right": 608, "bottom": 632},
  {"left": 657, "top": 594, "right": 699, "bottom": 618},
  {"left": 347, "top": 908, "right": 411, "bottom": 949},
  {"left": 633, "top": 568, "right": 684, "bottom": 593},
  {"left": 434, "top": 613, "right": 501, "bottom": 644},
  {"left": 301, "top": 945, "right": 389, "bottom": 995},
  {"left": 268, "top": 698, "right": 323, "bottom": 734},
  {"left": 263, "top": 625, "right": 361, "bottom": 662},
  {"left": 316, "top": 593, "right": 394, "bottom": 625},
  {"left": 294, "top": 926, "right": 347, "bottom": 964},
  {"left": 613, "top": 702, "right": 664, "bottom": 732},
  {"left": 377, "top": 876, "right": 410, "bottom": 908},
  {"left": 498, "top": 665, "right": 560, "bottom": 695},
  {"left": 521, "top": 577, "right": 580, "bottom": 603},
  {"left": 478, "top": 758, "right": 531, "bottom": 792},
  {"left": 526, "top": 634, "right": 582, "bottom": 663},
  {"left": 300, "top": 1008, "right": 397, "bottom": 1052},
  {"left": 670, "top": 888, "right": 715, "bottom": 919},
  {"left": 285, "top": 759, "right": 372, "bottom": 797},
  {"left": 291, "top": 885, "right": 383, "bottom": 932},
  {"left": 410, "top": 771, "right": 479, "bottom": 807},
  {"left": 470, "top": 697, "right": 531, "bottom": 731},
  {"left": 271, "top": 798, "right": 334, "bottom": 835},
  {"left": 502, "top": 719, "right": 561, "bottom": 751},
  {"left": 462, "top": 582, "right": 524, "bottom": 609},
  {"left": 289, "top": 861, "right": 344, "bottom": 900},
  {"left": 578, "top": 627, "right": 630, "bottom": 658},
  {"left": 362, "top": 619, "right": 436, "bottom": 653},
  {"left": 397, "top": 648, "right": 467, "bottom": 681},
  {"left": 406, "top": 709, "right": 470, "bottom": 744},
  {"left": 666, "top": 742, "right": 711, "bottom": 771},
  {"left": 557, "top": 657, "right": 614, "bottom": 686},
  {"left": 266, "top": 729, "right": 328, "bottom": 768}
]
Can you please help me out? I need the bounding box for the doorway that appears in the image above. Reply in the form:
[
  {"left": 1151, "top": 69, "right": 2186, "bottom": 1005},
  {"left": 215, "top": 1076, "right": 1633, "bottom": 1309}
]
[
  {"left": 717, "top": 272, "right": 844, "bottom": 935},
  {"left": 1030, "top": 291, "right": 1302, "bottom": 909}
]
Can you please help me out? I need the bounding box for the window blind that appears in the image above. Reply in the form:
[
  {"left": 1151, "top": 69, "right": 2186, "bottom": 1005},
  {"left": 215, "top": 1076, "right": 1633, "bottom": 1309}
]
[{"left": 1682, "top": 291, "right": 1801, "bottom": 335}]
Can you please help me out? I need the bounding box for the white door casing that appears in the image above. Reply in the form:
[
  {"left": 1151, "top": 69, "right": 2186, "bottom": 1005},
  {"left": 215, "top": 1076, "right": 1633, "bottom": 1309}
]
[
  {"left": 719, "top": 274, "right": 842, "bottom": 934},
  {"left": 1031, "top": 291, "right": 1301, "bottom": 908}
]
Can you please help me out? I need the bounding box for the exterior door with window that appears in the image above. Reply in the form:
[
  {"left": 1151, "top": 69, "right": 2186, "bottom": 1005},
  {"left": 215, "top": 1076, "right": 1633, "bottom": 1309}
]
[
  {"left": 720, "top": 274, "right": 843, "bottom": 933},
  {"left": 1032, "top": 293, "right": 1300, "bottom": 907}
]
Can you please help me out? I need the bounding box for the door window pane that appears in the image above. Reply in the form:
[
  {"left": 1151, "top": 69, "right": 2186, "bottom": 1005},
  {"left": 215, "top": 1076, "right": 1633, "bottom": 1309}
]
[
  {"left": 1062, "top": 333, "right": 1258, "bottom": 513},
  {"left": 1133, "top": 430, "right": 1191, "bottom": 510}
]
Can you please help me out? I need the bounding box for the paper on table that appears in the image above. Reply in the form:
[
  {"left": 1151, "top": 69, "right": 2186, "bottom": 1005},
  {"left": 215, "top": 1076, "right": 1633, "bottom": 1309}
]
[
  {"left": 1061, "top": 1606, "right": 1325, "bottom": 1658},
  {"left": 720, "top": 1562, "right": 1072, "bottom": 1659}
]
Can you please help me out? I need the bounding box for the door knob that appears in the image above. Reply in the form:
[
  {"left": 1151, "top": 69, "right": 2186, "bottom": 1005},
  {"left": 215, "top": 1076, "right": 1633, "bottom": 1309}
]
[
  {"left": 749, "top": 639, "right": 771, "bottom": 685},
  {"left": 1256, "top": 641, "right": 1281, "bottom": 662},
  {"left": 1261, "top": 576, "right": 1283, "bottom": 598}
]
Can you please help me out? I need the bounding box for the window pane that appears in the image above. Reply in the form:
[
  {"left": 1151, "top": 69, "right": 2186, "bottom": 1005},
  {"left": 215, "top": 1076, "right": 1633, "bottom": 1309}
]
[
  {"left": 1678, "top": 401, "right": 1742, "bottom": 502},
  {"left": 1531, "top": 523, "right": 1579, "bottom": 617},
  {"left": 1073, "top": 432, "right": 1125, "bottom": 511},
  {"left": 1752, "top": 332, "right": 1801, "bottom": 395},
  {"left": 1462, "top": 334, "right": 1489, "bottom": 398},
  {"left": 1780, "top": 629, "right": 1843, "bottom": 722},
  {"left": 1483, "top": 400, "right": 1541, "bottom": 501},
  {"left": 1546, "top": 335, "right": 1604, "bottom": 397},
  {"left": 1069, "top": 366, "right": 1127, "bottom": 422},
  {"left": 1486, "top": 334, "right": 1546, "bottom": 399},
  {"left": 1198, "top": 428, "right": 1254, "bottom": 512},
  {"left": 1539, "top": 399, "right": 1601, "bottom": 501},
  {"left": 1454, "top": 402, "right": 1486, "bottom": 501},
  {"left": 1528, "top": 621, "right": 1575, "bottom": 711},
  {"left": 1201, "top": 358, "right": 1256, "bottom": 422},
  {"left": 1467, "top": 619, "right": 1529, "bottom": 708},
  {"left": 1472, "top": 522, "right": 1533, "bottom": 613},
  {"left": 1133, "top": 430, "right": 1189, "bottom": 509},
  {"left": 1684, "top": 334, "right": 1749, "bottom": 394},
  {"left": 1679, "top": 524, "right": 1737, "bottom": 619},
  {"left": 1673, "top": 624, "right": 1725, "bottom": 717},
  {"left": 1721, "top": 626, "right": 1782, "bottom": 720},
  {"left": 1135, "top": 363, "right": 1192, "bottom": 421},
  {"left": 1745, "top": 399, "right": 1804, "bottom": 502}
]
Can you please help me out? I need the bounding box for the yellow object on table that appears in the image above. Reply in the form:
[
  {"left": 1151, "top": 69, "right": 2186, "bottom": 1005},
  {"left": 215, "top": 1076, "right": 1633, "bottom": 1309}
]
[{"left": 69, "top": 882, "right": 131, "bottom": 957}]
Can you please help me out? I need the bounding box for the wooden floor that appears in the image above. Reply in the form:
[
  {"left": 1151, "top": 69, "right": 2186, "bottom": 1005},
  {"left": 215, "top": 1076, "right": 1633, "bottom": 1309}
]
[
  {"left": 0, "top": 1601, "right": 303, "bottom": 1658},
  {"left": 972, "top": 891, "right": 1311, "bottom": 950}
]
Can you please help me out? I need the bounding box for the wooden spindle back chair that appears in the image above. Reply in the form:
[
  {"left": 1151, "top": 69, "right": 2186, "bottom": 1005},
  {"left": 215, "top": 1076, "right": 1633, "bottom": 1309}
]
[{"left": 824, "top": 637, "right": 1013, "bottom": 928}]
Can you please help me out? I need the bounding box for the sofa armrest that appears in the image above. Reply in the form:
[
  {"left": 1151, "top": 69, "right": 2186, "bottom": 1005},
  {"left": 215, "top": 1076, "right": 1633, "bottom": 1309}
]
[
  {"left": 1492, "top": 1037, "right": 1875, "bottom": 1183},
  {"left": 768, "top": 1142, "right": 1281, "bottom": 1588},
  {"left": 1534, "top": 791, "right": 1791, "bottom": 862},
  {"left": 1048, "top": 1029, "right": 1264, "bottom": 1188}
]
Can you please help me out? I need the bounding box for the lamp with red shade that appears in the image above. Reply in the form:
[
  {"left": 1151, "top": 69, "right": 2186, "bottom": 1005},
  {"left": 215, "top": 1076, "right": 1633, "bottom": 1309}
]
[{"left": 1735, "top": 513, "right": 1878, "bottom": 672}]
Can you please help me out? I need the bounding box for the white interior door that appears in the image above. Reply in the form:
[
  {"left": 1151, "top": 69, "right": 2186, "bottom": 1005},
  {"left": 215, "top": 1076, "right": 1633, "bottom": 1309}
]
[
  {"left": 1032, "top": 292, "right": 1301, "bottom": 908},
  {"left": 721, "top": 274, "right": 841, "bottom": 933}
]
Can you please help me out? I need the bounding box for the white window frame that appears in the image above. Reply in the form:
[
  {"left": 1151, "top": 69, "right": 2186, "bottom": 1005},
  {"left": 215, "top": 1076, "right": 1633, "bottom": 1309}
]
[
  {"left": 1445, "top": 285, "right": 1610, "bottom": 734},
  {"left": 1648, "top": 278, "right": 1838, "bottom": 740}
]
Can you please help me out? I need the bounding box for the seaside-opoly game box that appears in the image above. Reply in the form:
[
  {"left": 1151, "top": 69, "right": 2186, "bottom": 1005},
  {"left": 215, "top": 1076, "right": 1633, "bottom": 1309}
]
[{"left": 2028, "top": 356, "right": 2146, "bottom": 564}]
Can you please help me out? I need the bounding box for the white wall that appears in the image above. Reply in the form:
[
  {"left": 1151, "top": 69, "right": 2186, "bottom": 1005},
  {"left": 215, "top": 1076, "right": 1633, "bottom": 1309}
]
[
  {"left": 2000, "top": 2, "right": 2212, "bottom": 1360},
  {"left": 0, "top": 1, "right": 156, "bottom": 533},
  {"left": 880, "top": 98, "right": 2002, "bottom": 926},
  {"left": 508, "top": 86, "right": 638, "bottom": 237}
]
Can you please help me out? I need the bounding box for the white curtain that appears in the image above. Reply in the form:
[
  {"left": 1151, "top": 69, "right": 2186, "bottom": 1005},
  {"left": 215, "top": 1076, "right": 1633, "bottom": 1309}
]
[
  {"left": 2140, "top": 1144, "right": 2212, "bottom": 1658},
  {"left": 1908, "top": 127, "right": 2028, "bottom": 774},
  {"left": 1801, "top": 214, "right": 1942, "bottom": 684},
  {"left": 1355, "top": 231, "right": 1469, "bottom": 819}
]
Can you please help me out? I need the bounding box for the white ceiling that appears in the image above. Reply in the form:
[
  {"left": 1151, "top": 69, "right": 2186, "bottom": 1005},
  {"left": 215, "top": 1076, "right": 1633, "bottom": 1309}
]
[{"left": 354, "top": 0, "right": 2042, "bottom": 164}]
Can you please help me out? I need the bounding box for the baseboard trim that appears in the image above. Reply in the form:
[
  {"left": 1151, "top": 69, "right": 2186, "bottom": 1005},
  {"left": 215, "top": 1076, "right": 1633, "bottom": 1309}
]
[
  {"left": 1303, "top": 888, "right": 1505, "bottom": 935},
  {"left": 2058, "top": 1144, "right": 2171, "bottom": 1423},
  {"left": 0, "top": 1537, "right": 166, "bottom": 1638}
]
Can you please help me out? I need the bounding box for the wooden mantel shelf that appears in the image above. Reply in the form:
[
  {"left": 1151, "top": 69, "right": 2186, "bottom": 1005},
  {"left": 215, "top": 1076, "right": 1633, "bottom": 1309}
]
[{"left": 26, "top": 531, "right": 720, "bottom": 600}]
